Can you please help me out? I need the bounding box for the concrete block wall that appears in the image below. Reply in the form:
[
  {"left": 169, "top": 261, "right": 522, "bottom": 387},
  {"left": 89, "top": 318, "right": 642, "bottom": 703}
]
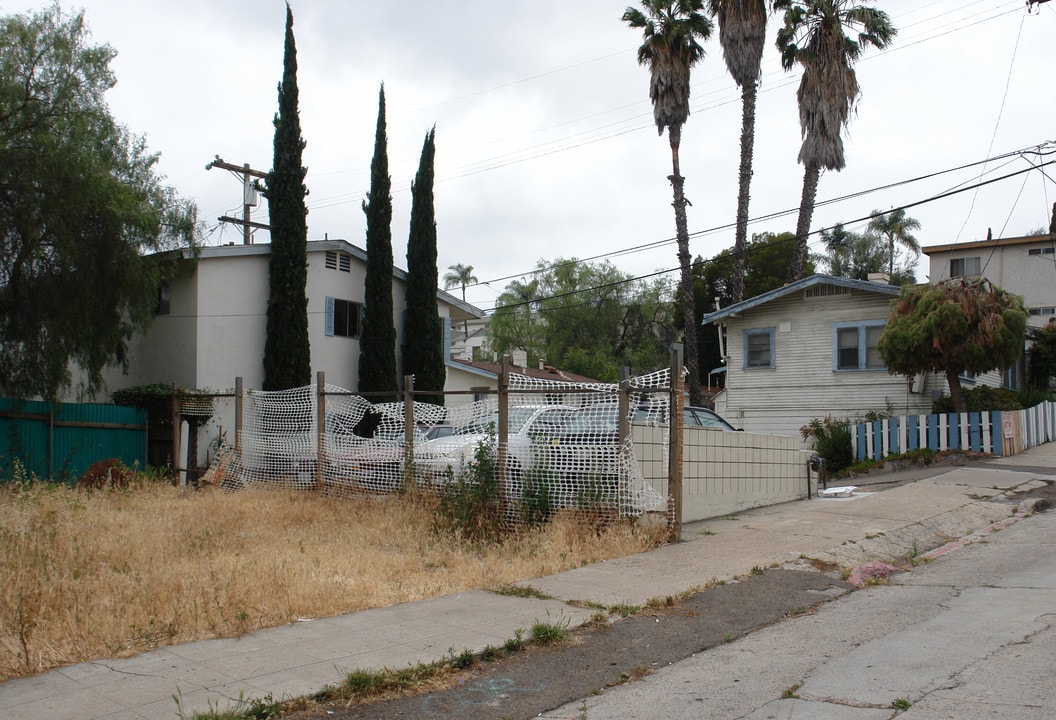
[{"left": 634, "top": 426, "right": 816, "bottom": 522}]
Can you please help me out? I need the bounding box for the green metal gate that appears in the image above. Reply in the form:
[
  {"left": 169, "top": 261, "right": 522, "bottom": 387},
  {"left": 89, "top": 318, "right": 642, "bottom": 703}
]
[{"left": 0, "top": 398, "right": 147, "bottom": 482}]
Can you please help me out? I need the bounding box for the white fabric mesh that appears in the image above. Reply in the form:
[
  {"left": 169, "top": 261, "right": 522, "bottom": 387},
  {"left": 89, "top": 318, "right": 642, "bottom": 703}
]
[{"left": 208, "top": 371, "right": 672, "bottom": 523}]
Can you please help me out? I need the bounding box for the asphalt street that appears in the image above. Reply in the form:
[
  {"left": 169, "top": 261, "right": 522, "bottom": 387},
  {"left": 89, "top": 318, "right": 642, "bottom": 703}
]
[{"left": 542, "top": 506, "right": 1056, "bottom": 720}]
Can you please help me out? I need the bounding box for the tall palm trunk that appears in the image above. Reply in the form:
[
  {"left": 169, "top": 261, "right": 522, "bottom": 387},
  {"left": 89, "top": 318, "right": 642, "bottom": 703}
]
[
  {"left": 730, "top": 78, "right": 759, "bottom": 303},
  {"left": 787, "top": 162, "right": 820, "bottom": 282},
  {"left": 667, "top": 123, "right": 702, "bottom": 406}
]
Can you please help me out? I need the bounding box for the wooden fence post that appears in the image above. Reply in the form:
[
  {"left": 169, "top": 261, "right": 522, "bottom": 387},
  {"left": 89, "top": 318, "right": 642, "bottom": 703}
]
[
  {"left": 171, "top": 384, "right": 182, "bottom": 485},
  {"left": 316, "top": 371, "right": 326, "bottom": 493},
  {"left": 404, "top": 375, "right": 415, "bottom": 487},
  {"left": 498, "top": 356, "right": 510, "bottom": 516},
  {"left": 234, "top": 377, "right": 243, "bottom": 457},
  {"left": 669, "top": 345, "right": 684, "bottom": 542},
  {"left": 618, "top": 367, "right": 630, "bottom": 451}
]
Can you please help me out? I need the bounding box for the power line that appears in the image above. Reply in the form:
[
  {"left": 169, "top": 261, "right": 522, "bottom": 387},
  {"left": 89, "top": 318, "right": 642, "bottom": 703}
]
[
  {"left": 478, "top": 155, "right": 1056, "bottom": 316},
  {"left": 470, "top": 143, "right": 1056, "bottom": 294}
]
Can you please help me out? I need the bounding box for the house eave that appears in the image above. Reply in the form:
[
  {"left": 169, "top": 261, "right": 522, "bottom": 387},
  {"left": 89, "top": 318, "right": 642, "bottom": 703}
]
[{"left": 700, "top": 274, "right": 902, "bottom": 325}]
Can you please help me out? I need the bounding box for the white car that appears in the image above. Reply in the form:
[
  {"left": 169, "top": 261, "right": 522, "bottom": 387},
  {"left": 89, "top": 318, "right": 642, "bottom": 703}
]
[{"left": 414, "top": 405, "right": 574, "bottom": 480}]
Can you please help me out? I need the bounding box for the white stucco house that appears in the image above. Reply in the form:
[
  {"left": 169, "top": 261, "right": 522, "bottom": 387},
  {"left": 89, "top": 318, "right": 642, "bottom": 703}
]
[
  {"left": 92, "top": 238, "right": 485, "bottom": 396},
  {"left": 923, "top": 232, "right": 1056, "bottom": 331},
  {"left": 700, "top": 275, "right": 933, "bottom": 439}
]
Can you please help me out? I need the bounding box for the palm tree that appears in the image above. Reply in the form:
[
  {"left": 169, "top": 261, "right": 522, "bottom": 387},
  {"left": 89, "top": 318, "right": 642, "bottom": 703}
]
[
  {"left": 867, "top": 208, "right": 920, "bottom": 279},
  {"left": 774, "top": 0, "right": 895, "bottom": 281},
  {"left": 708, "top": 0, "right": 768, "bottom": 304},
  {"left": 623, "top": 0, "right": 713, "bottom": 406},
  {"left": 443, "top": 263, "right": 478, "bottom": 340},
  {"left": 443, "top": 263, "right": 477, "bottom": 303}
]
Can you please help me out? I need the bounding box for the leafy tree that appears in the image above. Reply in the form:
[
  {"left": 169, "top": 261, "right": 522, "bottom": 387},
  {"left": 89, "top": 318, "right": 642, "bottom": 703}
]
[
  {"left": 489, "top": 259, "right": 675, "bottom": 381},
  {"left": 867, "top": 208, "right": 920, "bottom": 280},
  {"left": 1027, "top": 323, "right": 1056, "bottom": 389},
  {"left": 878, "top": 277, "right": 1027, "bottom": 414},
  {"left": 774, "top": 0, "right": 895, "bottom": 281},
  {"left": 708, "top": 0, "right": 768, "bottom": 304},
  {"left": 403, "top": 127, "right": 444, "bottom": 404},
  {"left": 0, "top": 5, "right": 198, "bottom": 400},
  {"left": 358, "top": 85, "right": 398, "bottom": 401},
  {"left": 694, "top": 231, "right": 812, "bottom": 374},
  {"left": 488, "top": 278, "right": 547, "bottom": 366},
  {"left": 823, "top": 223, "right": 915, "bottom": 284},
  {"left": 261, "top": 3, "right": 310, "bottom": 391},
  {"left": 623, "top": 0, "right": 713, "bottom": 405}
]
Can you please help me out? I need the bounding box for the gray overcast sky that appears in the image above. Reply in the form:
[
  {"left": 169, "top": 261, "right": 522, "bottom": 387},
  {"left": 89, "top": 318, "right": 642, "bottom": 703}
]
[{"left": 5, "top": 1, "right": 1055, "bottom": 311}]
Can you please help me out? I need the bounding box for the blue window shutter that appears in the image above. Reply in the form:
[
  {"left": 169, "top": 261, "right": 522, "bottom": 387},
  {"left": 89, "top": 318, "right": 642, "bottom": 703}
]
[{"left": 325, "top": 296, "right": 335, "bottom": 336}]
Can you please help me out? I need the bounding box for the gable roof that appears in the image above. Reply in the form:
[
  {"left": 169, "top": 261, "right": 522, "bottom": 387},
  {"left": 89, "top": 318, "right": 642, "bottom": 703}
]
[
  {"left": 700, "top": 274, "right": 903, "bottom": 325},
  {"left": 446, "top": 358, "right": 601, "bottom": 384}
]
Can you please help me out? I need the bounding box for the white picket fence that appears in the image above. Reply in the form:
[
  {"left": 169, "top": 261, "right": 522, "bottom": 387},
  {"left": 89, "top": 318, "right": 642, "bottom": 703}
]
[{"left": 852, "top": 400, "right": 1055, "bottom": 461}]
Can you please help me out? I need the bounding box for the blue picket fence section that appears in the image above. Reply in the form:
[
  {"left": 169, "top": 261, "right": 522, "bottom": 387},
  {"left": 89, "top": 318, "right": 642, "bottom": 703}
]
[{"left": 852, "top": 401, "right": 1055, "bottom": 461}]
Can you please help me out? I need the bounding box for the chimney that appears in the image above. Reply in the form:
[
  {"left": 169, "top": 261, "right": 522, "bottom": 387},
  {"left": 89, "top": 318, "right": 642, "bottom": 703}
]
[{"left": 867, "top": 272, "right": 891, "bottom": 284}]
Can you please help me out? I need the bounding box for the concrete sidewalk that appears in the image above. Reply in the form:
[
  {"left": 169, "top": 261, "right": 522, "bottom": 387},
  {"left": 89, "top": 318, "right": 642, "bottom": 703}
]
[{"left": 3, "top": 444, "right": 1054, "bottom": 720}]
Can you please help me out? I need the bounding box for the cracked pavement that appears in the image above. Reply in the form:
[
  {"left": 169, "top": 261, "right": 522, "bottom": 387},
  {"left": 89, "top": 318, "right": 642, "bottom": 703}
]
[{"left": 542, "top": 506, "right": 1056, "bottom": 720}]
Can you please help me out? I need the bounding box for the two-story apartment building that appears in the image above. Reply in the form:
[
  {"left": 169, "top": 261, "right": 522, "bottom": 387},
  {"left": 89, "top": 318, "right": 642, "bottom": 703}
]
[
  {"left": 97, "top": 239, "right": 484, "bottom": 395},
  {"left": 923, "top": 232, "right": 1056, "bottom": 329}
]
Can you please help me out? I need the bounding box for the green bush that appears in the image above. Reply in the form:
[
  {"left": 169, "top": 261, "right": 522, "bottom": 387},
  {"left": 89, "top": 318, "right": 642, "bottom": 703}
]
[
  {"left": 801, "top": 416, "right": 854, "bottom": 474},
  {"left": 434, "top": 434, "right": 504, "bottom": 541},
  {"left": 931, "top": 385, "right": 1022, "bottom": 414},
  {"left": 520, "top": 464, "right": 554, "bottom": 527},
  {"left": 1016, "top": 386, "right": 1053, "bottom": 408}
]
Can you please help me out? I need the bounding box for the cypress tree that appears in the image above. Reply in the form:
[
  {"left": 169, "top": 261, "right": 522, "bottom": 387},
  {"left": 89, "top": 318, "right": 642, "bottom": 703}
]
[
  {"left": 402, "top": 127, "right": 445, "bottom": 405},
  {"left": 357, "top": 85, "right": 398, "bottom": 401},
  {"left": 261, "top": 3, "right": 310, "bottom": 391}
]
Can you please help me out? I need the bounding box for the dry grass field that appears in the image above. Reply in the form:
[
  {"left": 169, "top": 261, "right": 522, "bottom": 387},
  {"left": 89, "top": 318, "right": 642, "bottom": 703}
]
[{"left": 0, "top": 479, "right": 662, "bottom": 680}]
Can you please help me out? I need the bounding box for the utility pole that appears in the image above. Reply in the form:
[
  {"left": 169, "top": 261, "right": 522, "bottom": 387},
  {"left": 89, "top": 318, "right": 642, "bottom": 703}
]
[{"left": 205, "top": 156, "right": 270, "bottom": 244}]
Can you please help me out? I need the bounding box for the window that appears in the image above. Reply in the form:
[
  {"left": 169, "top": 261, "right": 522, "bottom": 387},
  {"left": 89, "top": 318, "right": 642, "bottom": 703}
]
[
  {"left": 744, "top": 329, "right": 774, "bottom": 369},
  {"left": 833, "top": 321, "right": 885, "bottom": 370},
  {"left": 324, "top": 250, "right": 351, "bottom": 272},
  {"left": 156, "top": 281, "right": 170, "bottom": 315},
  {"left": 1002, "top": 365, "right": 1018, "bottom": 391},
  {"left": 1027, "top": 247, "right": 1055, "bottom": 256},
  {"left": 950, "top": 256, "right": 981, "bottom": 277},
  {"left": 325, "top": 297, "right": 361, "bottom": 338},
  {"left": 1029, "top": 307, "right": 1056, "bottom": 317}
]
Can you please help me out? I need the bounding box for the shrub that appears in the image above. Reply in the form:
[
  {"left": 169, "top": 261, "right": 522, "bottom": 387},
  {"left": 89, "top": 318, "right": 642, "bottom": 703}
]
[
  {"left": 434, "top": 434, "right": 504, "bottom": 541},
  {"left": 931, "top": 386, "right": 1021, "bottom": 414},
  {"left": 78, "top": 458, "right": 136, "bottom": 490},
  {"left": 801, "top": 416, "right": 854, "bottom": 474},
  {"left": 1016, "top": 385, "right": 1053, "bottom": 408}
]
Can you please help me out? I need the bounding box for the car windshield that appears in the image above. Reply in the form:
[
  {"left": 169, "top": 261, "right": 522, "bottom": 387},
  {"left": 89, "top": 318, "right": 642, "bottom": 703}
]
[
  {"left": 425, "top": 425, "right": 455, "bottom": 440},
  {"left": 559, "top": 406, "right": 621, "bottom": 434},
  {"left": 453, "top": 406, "right": 570, "bottom": 436}
]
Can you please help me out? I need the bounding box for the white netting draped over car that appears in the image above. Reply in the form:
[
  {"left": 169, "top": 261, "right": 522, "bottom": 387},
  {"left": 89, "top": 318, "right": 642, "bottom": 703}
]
[{"left": 208, "top": 369, "right": 672, "bottom": 524}]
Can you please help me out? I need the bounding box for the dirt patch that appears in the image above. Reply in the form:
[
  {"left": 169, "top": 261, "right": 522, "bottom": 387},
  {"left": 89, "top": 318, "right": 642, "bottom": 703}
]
[
  {"left": 287, "top": 569, "right": 852, "bottom": 720},
  {"left": 1005, "top": 478, "right": 1056, "bottom": 513}
]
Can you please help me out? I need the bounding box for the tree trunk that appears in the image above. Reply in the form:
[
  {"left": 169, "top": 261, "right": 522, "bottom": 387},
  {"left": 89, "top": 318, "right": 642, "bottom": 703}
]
[
  {"left": 667, "top": 123, "right": 702, "bottom": 407},
  {"left": 787, "top": 163, "right": 820, "bottom": 283},
  {"left": 945, "top": 367, "right": 968, "bottom": 414},
  {"left": 730, "top": 80, "right": 758, "bottom": 304}
]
